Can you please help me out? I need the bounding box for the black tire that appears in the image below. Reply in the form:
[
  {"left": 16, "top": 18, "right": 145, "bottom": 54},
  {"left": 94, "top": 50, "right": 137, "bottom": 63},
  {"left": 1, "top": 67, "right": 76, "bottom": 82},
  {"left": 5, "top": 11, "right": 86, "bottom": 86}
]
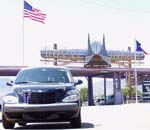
[
  {"left": 70, "top": 111, "right": 81, "bottom": 128},
  {"left": 18, "top": 123, "right": 26, "bottom": 126},
  {"left": 2, "top": 114, "right": 15, "bottom": 129}
]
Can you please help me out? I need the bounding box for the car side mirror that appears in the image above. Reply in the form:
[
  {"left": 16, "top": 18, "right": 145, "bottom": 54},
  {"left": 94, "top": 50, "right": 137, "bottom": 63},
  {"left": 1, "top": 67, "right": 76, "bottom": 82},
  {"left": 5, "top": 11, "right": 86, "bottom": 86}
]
[
  {"left": 74, "top": 79, "right": 83, "bottom": 86},
  {"left": 6, "top": 80, "right": 14, "bottom": 86}
]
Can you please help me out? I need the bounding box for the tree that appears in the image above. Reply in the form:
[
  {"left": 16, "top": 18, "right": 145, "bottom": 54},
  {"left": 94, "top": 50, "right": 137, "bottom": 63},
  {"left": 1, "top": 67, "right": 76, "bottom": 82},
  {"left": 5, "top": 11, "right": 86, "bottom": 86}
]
[
  {"left": 80, "top": 87, "right": 88, "bottom": 102},
  {"left": 122, "top": 86, "right": 142, "bottom": 98}
]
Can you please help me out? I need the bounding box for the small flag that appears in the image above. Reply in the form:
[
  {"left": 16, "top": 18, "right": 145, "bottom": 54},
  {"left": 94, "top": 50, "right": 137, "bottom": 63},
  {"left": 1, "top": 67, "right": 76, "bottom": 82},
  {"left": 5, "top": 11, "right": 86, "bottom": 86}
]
[
  {"left": 24, "top": 1, "right": 46, "bottom": 24},
  {"left": 136, "top": 40, "right": 148, "bottom": 55}
]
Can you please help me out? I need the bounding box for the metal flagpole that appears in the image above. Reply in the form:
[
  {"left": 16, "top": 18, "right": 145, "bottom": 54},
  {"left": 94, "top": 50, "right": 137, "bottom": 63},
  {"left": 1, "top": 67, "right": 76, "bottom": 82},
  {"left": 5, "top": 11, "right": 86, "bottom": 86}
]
[
  {"left": 134, "top": 39, "right": 138, "bottom": 103},
  {"left": 22, "top": 0, "right": 25, "bottom": 66}
]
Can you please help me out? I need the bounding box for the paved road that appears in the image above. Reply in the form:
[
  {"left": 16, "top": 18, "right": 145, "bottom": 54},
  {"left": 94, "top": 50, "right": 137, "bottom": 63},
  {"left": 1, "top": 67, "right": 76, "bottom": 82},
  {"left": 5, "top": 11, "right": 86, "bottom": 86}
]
[{"left": 0, "top": 103, "right": 150, "bottom": 129}]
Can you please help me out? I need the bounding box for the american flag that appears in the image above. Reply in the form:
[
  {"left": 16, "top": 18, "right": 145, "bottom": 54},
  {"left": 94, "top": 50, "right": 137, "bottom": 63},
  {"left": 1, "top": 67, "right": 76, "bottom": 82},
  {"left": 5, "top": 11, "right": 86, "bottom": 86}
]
[{"left": 24, "top": 1, "right": 46, "bottom": 24}]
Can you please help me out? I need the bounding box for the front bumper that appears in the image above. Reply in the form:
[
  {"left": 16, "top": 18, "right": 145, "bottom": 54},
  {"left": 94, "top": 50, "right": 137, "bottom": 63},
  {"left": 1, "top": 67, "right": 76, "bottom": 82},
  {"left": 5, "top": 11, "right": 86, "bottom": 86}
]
[
  {"left": 3, "top": 103, "right": 80, "bottom": 122},
  {"left": 4, "top": 103, "right": 78, "bottom": 112}
]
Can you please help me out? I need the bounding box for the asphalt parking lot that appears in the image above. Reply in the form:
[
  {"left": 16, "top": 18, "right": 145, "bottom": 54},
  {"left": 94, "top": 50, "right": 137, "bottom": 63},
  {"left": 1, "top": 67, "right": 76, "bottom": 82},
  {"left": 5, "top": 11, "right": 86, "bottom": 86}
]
[
  {"left": 82, "top": 103, "right": 150, "bottom": 130},
  {"left": 0, "top": 103, "right": 150, "bottom": 129}
]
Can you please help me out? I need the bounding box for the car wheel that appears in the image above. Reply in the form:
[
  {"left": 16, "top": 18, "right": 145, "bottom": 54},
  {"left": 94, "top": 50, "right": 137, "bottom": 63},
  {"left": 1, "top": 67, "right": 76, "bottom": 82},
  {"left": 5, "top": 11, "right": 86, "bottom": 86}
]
[
  {"left": 2, "top": 114, "right": 15, "bottom": 129},
  {"left": 70, "top": 111, "right": 81, "bottom": 128},
  {"left": 18, "top": 123, "right": 27, "bottom": 126}
]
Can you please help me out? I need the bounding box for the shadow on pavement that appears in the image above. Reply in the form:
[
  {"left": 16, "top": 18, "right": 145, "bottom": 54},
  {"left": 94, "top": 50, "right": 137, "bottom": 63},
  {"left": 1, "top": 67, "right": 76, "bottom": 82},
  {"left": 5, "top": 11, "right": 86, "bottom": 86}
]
[
  {"left": 81, "top": 122, "right": 94, "bottom": 128},
  {"left": 14, "top": 122, "right": 94, "bottom": 129}
]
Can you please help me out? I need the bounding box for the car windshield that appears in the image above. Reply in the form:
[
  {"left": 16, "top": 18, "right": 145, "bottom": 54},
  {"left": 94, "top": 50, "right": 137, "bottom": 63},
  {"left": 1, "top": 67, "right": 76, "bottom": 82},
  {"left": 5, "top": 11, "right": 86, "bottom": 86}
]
[{"left": 15, "top": 68, "right": 72, "bottom": 84}]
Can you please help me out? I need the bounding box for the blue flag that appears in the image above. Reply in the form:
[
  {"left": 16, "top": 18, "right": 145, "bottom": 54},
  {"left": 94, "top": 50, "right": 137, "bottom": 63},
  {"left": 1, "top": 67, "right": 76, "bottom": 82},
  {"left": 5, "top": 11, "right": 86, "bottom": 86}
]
[{"left": 136, "top": 40, "right": 148, "bottom": 55}]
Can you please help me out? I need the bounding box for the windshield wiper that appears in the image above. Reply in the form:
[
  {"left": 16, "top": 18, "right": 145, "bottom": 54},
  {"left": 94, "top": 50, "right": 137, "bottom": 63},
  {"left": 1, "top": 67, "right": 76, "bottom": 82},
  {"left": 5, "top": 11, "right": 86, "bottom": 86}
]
[{"left": 16, "top": 81, "right": 38, "bottom": 84}]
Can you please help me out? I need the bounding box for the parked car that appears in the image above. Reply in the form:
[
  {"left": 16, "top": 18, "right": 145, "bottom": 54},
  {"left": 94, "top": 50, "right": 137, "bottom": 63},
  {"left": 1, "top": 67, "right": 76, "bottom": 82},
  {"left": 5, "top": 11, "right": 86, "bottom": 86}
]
[
  {"left": 105, "top": 95, "right": 114, "bottom": 105},
  {"left": 2, "top": 66, "right": 82, "bottom": 129},
  {"left": 94, "top": 95, "right": 114, "bottom": 106},
  {"left": 94, "top": 98, "right": 105, "bottom": 105}
]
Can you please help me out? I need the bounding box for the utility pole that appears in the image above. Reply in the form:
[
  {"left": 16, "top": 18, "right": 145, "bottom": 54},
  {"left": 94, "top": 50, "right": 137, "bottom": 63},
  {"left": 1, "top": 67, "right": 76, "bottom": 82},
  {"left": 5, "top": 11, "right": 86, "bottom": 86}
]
[
  {"left": 127, "top": 47, "right": 132, "bottom": 99},
  {"left": 128, "top": 62, "right": 132, "bottom": 99},
  {"left": 53, "top": 43, "right": 57, "bottom": 66}
]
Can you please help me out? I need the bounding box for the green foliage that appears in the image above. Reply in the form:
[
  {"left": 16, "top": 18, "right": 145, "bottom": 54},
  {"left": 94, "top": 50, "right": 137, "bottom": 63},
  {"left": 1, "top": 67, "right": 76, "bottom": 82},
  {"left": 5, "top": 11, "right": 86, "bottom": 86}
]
[
  {"left": 80, "top": 87, "right": 88, "bottom": 102},
  {"left": 122, "top": 87, "right": 130, "bottom": 97},
  {"left": 122, "top": 86, "right": 142, "bottom": 97}
]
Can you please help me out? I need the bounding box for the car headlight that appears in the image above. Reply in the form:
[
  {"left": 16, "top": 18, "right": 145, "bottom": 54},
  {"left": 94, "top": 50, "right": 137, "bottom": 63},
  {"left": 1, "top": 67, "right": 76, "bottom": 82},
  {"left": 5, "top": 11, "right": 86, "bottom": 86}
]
[
  {"left": 62, "top": 95, "right": 80, "bottom": 102},
  {"left": 3, "top": 95, "right": 18, "bottom": 104}
]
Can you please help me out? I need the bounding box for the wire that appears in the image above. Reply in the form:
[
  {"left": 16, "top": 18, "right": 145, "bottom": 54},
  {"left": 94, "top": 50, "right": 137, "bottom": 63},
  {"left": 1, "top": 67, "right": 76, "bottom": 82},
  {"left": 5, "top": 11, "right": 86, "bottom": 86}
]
[{"left": 80, "top": 0, "right": 150, "bottom": 14}]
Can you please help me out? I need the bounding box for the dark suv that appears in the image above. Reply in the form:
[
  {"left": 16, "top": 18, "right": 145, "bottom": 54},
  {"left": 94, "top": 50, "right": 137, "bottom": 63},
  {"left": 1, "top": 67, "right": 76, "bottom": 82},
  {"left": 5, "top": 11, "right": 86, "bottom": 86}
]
[{"left": 2, "top": 66, "right": 82, "bottom": 129}]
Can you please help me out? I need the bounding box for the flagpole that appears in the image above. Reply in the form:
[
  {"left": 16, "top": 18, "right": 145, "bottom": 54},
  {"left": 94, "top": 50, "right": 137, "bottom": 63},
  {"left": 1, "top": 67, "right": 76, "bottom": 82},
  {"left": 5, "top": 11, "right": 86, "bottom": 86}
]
[
  {"left": 134, "top": 39, "right": 138, "bottom": 103},
  {"left": 23, "top": 0, "right": 24, "bottom": 66}
]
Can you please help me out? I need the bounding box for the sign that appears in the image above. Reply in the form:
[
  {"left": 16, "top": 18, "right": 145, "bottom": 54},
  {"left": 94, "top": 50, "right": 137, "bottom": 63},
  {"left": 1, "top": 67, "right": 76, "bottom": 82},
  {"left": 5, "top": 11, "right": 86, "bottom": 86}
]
[{"left": 142, "top": 81, "right": 150, "bottom": 102}]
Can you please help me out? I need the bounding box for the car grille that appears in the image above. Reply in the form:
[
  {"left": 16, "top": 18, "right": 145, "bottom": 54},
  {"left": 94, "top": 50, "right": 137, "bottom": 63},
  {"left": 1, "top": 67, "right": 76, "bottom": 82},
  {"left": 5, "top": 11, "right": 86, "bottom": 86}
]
[{"left": 22, "top": 90, "right": 65, "bottom": 104}]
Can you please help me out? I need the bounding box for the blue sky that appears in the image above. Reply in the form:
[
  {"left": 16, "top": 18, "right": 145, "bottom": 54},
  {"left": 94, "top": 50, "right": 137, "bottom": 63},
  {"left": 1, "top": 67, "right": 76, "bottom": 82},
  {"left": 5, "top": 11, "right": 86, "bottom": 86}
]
[{"left": 1, "top": 0, "right": 150, "bottom": 66}]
